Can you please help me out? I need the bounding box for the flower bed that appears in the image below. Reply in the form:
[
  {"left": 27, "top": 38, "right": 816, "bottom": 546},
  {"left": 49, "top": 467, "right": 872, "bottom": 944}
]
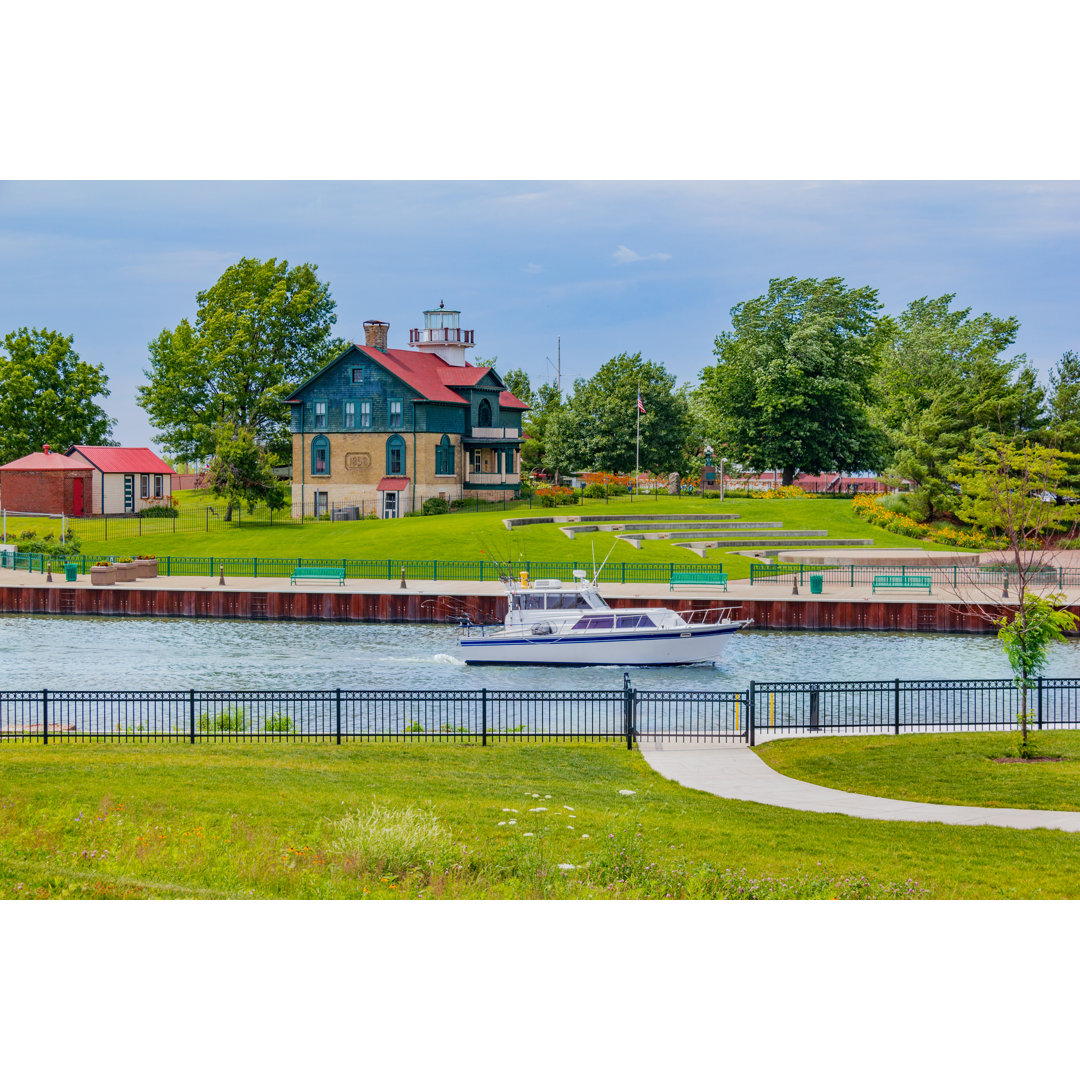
[{"left": 852, "top": 494, "right": 993, "bottom": 548}]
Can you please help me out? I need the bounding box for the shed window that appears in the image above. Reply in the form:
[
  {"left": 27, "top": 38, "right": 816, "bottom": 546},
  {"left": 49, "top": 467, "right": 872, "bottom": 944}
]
[
  {"left": 140, "top": 474, "right": 149, "bottom": 498},
  {"left": 154, "top": 474, "right": 163, "bottom": 498},
  {"left": 311, "top": 435, "right": 330, "bottom": 475},
  {"left": 386, "top": 435, "right": 405, "bottom": 476}
]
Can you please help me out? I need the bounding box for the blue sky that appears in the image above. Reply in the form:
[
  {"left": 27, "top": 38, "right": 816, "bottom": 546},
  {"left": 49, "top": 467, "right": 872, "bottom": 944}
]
[{"left": 2, "top": 179, "right": 1078, "bottom": 451}]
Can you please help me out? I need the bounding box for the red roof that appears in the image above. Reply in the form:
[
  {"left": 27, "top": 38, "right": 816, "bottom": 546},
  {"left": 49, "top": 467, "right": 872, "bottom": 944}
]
[
  {"left": 499, "top": 390, "right": 529, "bottom": 410},
  {"left": 67, "top": 446, "right": 176, "bottom": 474},
  {"left": 356, "top": 347, "right": 469, "bottom": 405},
  {"left": 0, "top": 451, "right": 92, "bottom": 471},
  {"left": 376, "top": 476, "right": 411, "bottom": 491}
]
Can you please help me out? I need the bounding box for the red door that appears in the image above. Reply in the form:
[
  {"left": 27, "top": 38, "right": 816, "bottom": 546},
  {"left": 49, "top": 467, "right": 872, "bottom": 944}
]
[{"left": 73, "top": 477, "right": 84, "bottom": 516}]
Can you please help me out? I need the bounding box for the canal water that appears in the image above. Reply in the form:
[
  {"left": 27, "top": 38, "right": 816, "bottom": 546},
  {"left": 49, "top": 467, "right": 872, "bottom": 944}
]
[{"left": 3, "top": 615, "right": 1080, "bottom": 690}]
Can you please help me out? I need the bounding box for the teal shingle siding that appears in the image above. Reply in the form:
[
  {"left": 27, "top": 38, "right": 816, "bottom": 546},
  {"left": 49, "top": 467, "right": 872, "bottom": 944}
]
[{"left": 289, "top": 355, "right": 417, "bottom": 432}]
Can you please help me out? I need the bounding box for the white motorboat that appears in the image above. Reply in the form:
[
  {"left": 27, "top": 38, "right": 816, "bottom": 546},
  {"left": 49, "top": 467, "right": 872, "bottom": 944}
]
[{"left": 458, "top": 572, "right": 752, "bottom": 666}]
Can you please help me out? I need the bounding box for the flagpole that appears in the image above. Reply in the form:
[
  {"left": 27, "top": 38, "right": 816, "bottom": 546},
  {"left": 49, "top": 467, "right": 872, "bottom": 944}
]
[{"left": 635, "top": 382, "right": 640, "bottom": 496}]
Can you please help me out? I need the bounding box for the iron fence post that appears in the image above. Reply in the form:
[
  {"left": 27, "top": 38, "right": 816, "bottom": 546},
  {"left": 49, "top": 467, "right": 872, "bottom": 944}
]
[
  {"left": 894, "top": 678, "right": 900, "bottom": 736},
  {"left": 42, "top": 688, "right": 48, "bottom": 746},
  {"left": 748, "top": 681, "right": 756, "bottom": 747},
  {"left": 1037, "top": 676, "right": 1043, "bottom": 731},
  {"left": 482, "top": 687, "right": 487, "bottom": 746},
  {"left": 336, "top": 688, "right": 342, "bottom": 744},
  {"left": 189, "top": 689, "right": 195, "bottom": 744}
]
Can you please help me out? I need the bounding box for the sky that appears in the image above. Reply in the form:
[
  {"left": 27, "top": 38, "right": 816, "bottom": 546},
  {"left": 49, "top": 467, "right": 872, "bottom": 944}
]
[{"left": 2, "top": 179, "right": 1079, "bottom": 452}]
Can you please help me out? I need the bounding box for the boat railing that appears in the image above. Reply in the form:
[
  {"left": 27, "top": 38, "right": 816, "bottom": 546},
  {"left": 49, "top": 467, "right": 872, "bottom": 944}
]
[{"left": 680, "top": 606, "right": 743, "bottom": 626}]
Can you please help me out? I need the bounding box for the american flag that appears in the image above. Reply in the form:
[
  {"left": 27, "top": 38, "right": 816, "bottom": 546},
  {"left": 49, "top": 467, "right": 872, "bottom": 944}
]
[{"left": 636, "top": 394, "right": 646, "bottom": 414}]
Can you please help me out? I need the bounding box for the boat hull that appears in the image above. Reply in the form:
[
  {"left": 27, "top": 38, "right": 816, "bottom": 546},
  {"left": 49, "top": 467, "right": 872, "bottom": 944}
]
[{"left": 459, "top": 622, "right": 745, "bottom": 666}]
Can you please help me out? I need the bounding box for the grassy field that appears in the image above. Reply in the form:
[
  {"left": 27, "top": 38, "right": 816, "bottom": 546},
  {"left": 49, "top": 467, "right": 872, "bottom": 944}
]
[
  {"left": 6, "top": 494, "right": 961, "bottom": 578},
  {"left": 758, "top": 731, "right": 1080, "bottom": 811},
  {"left": 3, "top": 741, "right": 1080, "bottom": 899}
]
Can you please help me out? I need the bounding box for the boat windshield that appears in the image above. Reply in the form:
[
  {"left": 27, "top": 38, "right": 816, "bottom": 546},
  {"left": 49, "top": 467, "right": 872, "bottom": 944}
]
[
  {"left": 512, "top": 592, "right": 593, "bottom": 611},
  {"left": 571, "top": 615, "right": 614, "bottom": 630},
  {"left": 615, "top": 614, "right": 655, "bottom": 629}
]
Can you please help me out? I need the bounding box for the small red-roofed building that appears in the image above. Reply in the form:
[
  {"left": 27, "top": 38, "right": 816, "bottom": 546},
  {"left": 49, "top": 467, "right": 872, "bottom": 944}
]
[
  {"left": 282, "top": 304, "right": 528, "bottom": 518},
  {"left": 63, "top": 445, "right": 176, "bottom": 514},
  {"left": 0, "top": 445, "right": 94, "bottom": 515}
]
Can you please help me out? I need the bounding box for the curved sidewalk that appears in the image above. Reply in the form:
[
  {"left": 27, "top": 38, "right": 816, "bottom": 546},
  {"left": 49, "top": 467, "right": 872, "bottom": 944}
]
[{"left": 638, "top": 743, "right": 1080, "bottom": 832}]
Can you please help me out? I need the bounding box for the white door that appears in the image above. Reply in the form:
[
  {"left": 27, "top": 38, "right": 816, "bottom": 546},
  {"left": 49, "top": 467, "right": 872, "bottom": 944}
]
[{"left": 383, "top": 492, "right": 398, "bottom": 519}]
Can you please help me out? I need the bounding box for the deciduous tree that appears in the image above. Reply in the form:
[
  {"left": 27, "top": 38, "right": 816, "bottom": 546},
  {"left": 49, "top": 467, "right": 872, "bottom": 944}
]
[
  {"left": 950, "top": 436, "right": 1080, "bottom": 749},
  {"left": 545, "top": 353, "right": 689, "bottom": 476},
  {"left": 1046, "top": 349, "right": 1080, "bottom": 456},
  {"left": 0, "top": 327, "right": 114, "bottom": 462},
  {"left": 204, "top": 424, "right": 287, "bottom": 517},
  {"left": 138, "top": 257, "right": 344, "bottom": 465},
  {"left": 700, "top": 277, "right": 884, "bottom": 486}
]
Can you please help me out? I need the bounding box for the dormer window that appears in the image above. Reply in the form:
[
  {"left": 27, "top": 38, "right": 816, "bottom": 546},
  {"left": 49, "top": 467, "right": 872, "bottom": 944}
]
[{"left": 478, "top": 399, "right": 492, "bottom": 427}]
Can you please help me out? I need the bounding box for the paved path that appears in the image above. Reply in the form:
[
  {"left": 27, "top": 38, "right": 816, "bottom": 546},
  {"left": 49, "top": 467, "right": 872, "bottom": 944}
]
[{"left": 638, "top": 742, "right": 1080, "bottom": 832}]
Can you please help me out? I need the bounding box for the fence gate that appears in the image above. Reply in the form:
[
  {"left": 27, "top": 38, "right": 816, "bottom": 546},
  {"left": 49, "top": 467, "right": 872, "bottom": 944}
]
[{"left": 633, "top": 689, "right": 749, "bottom": 743}]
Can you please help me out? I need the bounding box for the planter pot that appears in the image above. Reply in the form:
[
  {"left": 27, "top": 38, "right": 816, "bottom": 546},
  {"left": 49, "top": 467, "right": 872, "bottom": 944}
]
[
  {"left": 90, "top": 566, "right": 117, "bottom": 586},
  {"left": 114, "top": 562, "right": 138, "bottom": 582},
  {"left": 134, "top": 559, "right": 158, "bottom": 579}
]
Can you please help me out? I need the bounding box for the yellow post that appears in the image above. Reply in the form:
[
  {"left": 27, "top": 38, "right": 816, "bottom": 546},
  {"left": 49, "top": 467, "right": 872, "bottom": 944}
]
[
  {"left": 769, "top": 693, "right": 775, "bottom": 729},
  {"left": 734, "top": 701, "right": 740, "bottom": 733}
]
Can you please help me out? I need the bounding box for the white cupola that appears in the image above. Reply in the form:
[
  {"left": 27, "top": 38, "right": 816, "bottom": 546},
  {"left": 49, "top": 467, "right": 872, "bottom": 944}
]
[{"left": 409, "top": 301, "right": 474, "bottom": 366}]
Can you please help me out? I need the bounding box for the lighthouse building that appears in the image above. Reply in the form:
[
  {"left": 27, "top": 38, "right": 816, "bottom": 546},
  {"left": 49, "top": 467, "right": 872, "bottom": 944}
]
[{"left": 284, "top": 305, "right": 528, "bottom": 518}]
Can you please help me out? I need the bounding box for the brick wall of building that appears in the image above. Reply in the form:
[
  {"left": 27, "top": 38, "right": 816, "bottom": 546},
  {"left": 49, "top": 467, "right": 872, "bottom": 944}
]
[{"left": 0, "top": 468, "right": 94, "bottom": 515}]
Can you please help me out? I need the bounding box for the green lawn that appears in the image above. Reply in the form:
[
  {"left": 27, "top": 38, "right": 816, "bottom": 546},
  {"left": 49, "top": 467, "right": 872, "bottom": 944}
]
[
  {"left": 3, "top": 741, "right": 1080, "bottom": 899},
  {"left": 6, "top": 495, "right": 966, "bottom": 578},
  {"left": 758, "top": 731, "right": 1080, "bottom": 811}
]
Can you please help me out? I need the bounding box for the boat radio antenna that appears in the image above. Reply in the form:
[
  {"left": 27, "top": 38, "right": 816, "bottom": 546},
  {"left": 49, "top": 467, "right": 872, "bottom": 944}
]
[{"left": 592, "top": 539, "right": 618, "bottom": 586}]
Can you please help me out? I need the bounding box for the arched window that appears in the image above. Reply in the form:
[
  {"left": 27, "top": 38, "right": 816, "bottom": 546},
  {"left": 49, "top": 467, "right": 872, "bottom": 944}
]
[
  {"left": 477, "top": 398, "right": 492, "bottom": 427},
  {"left": 386, "top": 435, "right": 406, "bottom": 476},
  {"left": 311, "top": 435, "right": 330, "bottom": 476},
  {"left": 436, "top": 435, "right": 454, "bottom": 475}
]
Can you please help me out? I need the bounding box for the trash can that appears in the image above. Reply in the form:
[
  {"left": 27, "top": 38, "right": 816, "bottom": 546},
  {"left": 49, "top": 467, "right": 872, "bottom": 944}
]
[
  {"left": 809, "top": 574, "right": 823, "bottom": 595},
  {"left": 65, "top": 562, "right": 78, "bottom": 582}
]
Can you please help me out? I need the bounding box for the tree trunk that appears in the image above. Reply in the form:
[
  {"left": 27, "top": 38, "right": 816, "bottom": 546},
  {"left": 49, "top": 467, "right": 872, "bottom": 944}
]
[
  {"left": 782, "top": 466, "right": 795, "bottom": 487},
  {"left": 224, "top": 501, "right": 234, "bottom": 523}
]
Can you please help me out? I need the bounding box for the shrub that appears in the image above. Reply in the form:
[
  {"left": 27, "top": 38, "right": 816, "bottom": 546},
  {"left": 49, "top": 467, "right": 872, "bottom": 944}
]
[
  {"left": 328, "top": 803, "right": 456, "bottom": 877},
  {"left": 582, "top": 483, "right": 607, "bottom": 499},
  {"left": 137, "top": 505, "right": 179, "bottom": 518},
  {"left": 422, "top": 497, "right": 449, "bottom": 515},
  {"left": 450, "top": 499, "right": 469, "bottom": 510},
  {"left": 402, "top": 510, "right": 422, "bottom": 517},
  {"left": 262, "top": 715, "right": 294, "bottom": 733},
  {"left": 196, "top": 707, "right": 248, "bottom": 733},
  {"left": 752, "top": 485, "right": 815, "bottom": 500}
]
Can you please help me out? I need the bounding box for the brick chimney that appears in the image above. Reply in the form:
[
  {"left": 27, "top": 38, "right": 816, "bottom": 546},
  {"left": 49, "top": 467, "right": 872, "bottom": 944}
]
[{"left": 364, "top": 320, "right": 389, "bottom": 351}]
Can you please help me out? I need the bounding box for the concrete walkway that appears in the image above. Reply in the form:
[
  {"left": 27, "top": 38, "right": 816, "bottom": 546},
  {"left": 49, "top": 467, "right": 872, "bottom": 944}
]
[{"left": 638, "top": 742, "right": 1080, "bottom": 832}]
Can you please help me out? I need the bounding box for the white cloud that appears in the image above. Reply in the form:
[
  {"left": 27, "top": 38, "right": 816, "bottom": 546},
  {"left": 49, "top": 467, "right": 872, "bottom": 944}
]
[
  {"left": 522, "top": 262, "right": 543, "bottom": 273},
  {"left": 612, "top": 244, "right": 671, "bottom": 264}
]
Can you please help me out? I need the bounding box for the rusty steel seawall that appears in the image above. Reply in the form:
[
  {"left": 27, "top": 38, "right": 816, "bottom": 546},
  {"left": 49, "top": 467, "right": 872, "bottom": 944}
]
[{"left": 1, "top": 584, "right": 1073, "bottom": 633}]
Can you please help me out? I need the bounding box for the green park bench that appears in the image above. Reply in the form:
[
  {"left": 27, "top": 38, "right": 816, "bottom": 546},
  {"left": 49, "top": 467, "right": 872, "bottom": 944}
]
[
  {"left": 670, "top": 569, "right": 728, "bottom": 591},
  {"left": 871, "top": 573, "right": 932, "bottom": 595},
  {"left": 290, "top": 566, "right": 346, "bottom": 586}
]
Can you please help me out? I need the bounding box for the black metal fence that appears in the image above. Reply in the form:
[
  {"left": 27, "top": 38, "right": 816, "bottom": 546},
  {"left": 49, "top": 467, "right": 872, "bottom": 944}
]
[
  {"left": 745, "top": 677, "right": 1079, "bottom": 744},
  {"left": 3, "top": 677, "right": 1077, "bottom": 746},
  {"left": 0, "top": 682, "right": 745, "bottom": 745}
]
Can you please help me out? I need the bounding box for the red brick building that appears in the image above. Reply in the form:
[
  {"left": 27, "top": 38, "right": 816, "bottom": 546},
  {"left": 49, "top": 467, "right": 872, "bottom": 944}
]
[{"left": 0, "top": 446, "right": 93, "bottom": 515}]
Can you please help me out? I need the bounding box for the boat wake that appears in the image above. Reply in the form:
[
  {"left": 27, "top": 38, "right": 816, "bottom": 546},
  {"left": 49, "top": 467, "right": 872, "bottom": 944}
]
[{"left": 433, "top": 653, "right": 467, "bottom": 666}]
